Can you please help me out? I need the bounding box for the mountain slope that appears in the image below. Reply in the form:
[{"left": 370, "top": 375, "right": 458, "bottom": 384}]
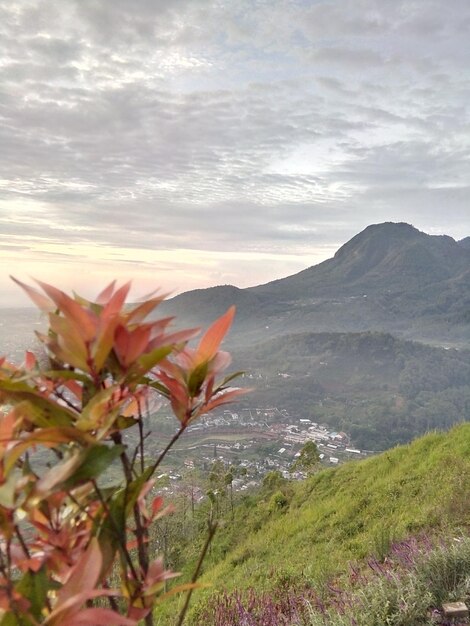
[
  {"left": 160, "top": 222, "right": 470, "bottom": 347},
  {"left": 182, "top": 424, "right": 470, "bottom": 621}
]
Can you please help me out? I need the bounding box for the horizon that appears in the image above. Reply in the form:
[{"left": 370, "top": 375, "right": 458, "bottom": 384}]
[
  {"left": 1, "top": 1, "right": 469, "bottom": 306},
  {"left": 2, "top": 220, "right": 468, "bottom": 308}
]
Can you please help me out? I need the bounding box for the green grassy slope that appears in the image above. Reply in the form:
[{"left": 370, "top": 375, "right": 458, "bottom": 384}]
[{"left": 178, "top": 424, "right": 470, "bottom": 619}]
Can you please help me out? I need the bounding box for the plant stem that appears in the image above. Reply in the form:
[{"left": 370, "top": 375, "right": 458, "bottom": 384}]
[
  {"left": 175, "top": 522, "right": 218, "bottom": 626},
  {"left": 148, "top": 424, "right": 186, "bottom": 477},
  {"left": 91, "top": 478, "right": 140, "bottom": 583}
]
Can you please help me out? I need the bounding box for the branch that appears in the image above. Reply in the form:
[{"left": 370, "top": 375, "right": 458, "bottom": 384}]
[
  {"left": 175, "top": 521, "right": 218, "bottom": 626},
  {"left": 148, "top": 423, "right": 187, "bottom": 477}
]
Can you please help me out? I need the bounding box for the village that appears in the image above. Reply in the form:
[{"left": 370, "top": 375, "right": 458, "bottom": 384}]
[{"left": 151, "top": 405, "right": 372, "bottom": 502}]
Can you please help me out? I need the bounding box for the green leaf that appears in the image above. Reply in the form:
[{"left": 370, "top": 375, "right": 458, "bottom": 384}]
[
  {"left": 62, "top": 444, "right": 124, "bottom": 490},
  {"left": 115, "top": 415, "right": 138, "bottom": 430},
  {"left": 124, "top": 466, "right": 154, "bottom": 516},
  {"left": 214, "top": 370, "right": 245, "bottom": 392},
  {"left": 135, "top": 346, "right": 173, "bottom": 374},
  {"left": 0, "top": 380, "right": 74, "bottom": 427},
  {"left": 42, "top": 369, "right": 90, "bottom": 384},
  {"left": 15, "top": 568, "right": 49, "bottom": 620},
  {"left": 0, "top": 608, "right": 35, "bottom": 626},
  {"left": 188, "top": 362, "right": 209, "bottom": 396},
  {"left": 0, "top": 472, "right": 17, "bottom": 508},
  {"left": 97, "top": 465, "right": 154, "bottom": 572},
  {"left": 0, "top": 613, "right": 22, "bottom": 626},
  {"left": 148, "top": 381, "right": 171, "bottom": 398},
  {"left": 75, "top": 386, "right": 116, "bottom": 431}
]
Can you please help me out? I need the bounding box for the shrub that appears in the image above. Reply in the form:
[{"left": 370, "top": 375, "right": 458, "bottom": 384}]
[
  {"left": 416, "top": 536, "right": 470, "bottom": 605},
  {"left": 0, "top": 280, "right": 245, "bottom": 625},
  {"left": 269, "top": 490, "right": 289, "bottom": 512}
]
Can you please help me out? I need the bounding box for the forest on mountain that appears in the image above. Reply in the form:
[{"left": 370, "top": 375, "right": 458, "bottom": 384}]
[{"left": 232, "top": 330, "right": 470, "bottom": 449}]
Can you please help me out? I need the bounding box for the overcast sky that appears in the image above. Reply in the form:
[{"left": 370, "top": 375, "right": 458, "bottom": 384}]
[{"left": 1, "top": 0, "right": 469, "bottom": 306}]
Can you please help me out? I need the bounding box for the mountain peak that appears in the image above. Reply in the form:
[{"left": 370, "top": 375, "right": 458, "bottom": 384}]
[
  {"left": 254, "top": 221, "right": 468, "bottom": 303},
  {"left": 330, "top": 221, "right": 430, "bottom": 284},
  {"left": 362, "top": 221, "right": 420, "bottom": 235},
  {"left": 334, "top": 222, "right": 421, "bottom": 261}
]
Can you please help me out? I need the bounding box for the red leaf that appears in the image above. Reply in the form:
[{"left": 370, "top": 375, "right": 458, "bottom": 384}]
[
  {"left": 65, "top": 608, "right": 136, "bottom": 626},
  {"left": 114, "top": 325, "right": 152, "bottom": 367},
  {"left": 56, "top": 537, "right": 102, "bottom": 605},
  {"left": 36, "top": 280, "right": 97, "bottom": 341},
  {"left": 148, "top": 327, "right": 200, "bottom": 351},
  {"left": 197, "top": 306, "right": 235, "bottom": 361},
  {"left": 156, "top": 372, "right": 188, "bottom": 410},
  {"left": 45, "top": 590, "right": 121, "bottom": 625},
  {"left": 64, "top": 379, "right": 83, "bottom": 401},
  {"left": 96, "top": 281, "right": 117, "bottom": 305},
  {"left": 101, "top": 282, "right": 131, "bottom": 321},
  {"left": 24, "top": 351, "right": 37, "bottom": 370},
  {"left": 10, "top": 276, "right": 54, "bottom": 312},
  {"left": 126, "top": 294, "right": 167, "bottom": 324},
  {"left": 151, "top": 496, "right": 164, "bottom": 517}
]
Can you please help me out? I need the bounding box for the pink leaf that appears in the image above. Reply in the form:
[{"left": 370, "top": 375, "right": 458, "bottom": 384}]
[
  {"left": 56, "top": 537, "right": 102, "bottom": 605},
  {"left": 10, "top": 276, "right": 54, "bottom": 313},
  {"left": 197, "top": 306, "right": 235, "bottom": 361},
  {"left": 96, "top": 281, "right": 117, "bottom": 305},
  {"left": 65, "top": 608, "right": 136, "bottom": 626},
  {"left": 203, "top": 387, "right": 249, "bottom": 413}
]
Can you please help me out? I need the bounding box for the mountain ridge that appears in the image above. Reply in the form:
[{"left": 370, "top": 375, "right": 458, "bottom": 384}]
[{"left": 161, "top": 222, "right": 470, "bottom": 347}]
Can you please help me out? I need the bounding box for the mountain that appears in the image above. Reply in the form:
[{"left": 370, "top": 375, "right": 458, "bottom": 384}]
[
  {"left": 157, "top": 222, "right": 470, "bottom": 450},
  {"left": 459, "top": 236, "right": 470, "bottom": 250},
  {"left": 253, "top": 222, "right": 463, "bottom": 297},
  {"left": 161, "top": 222, "right": 470, "bottom": 347}
]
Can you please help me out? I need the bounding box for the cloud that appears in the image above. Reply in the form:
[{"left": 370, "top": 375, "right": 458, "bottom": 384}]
[{"left": 0, "top": 0, "right": 469, "bottom": 303}]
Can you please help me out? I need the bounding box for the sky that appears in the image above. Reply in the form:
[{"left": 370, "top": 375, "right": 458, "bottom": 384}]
[{"left": 1, "top": 0, "right": 469, "bottom": 306}]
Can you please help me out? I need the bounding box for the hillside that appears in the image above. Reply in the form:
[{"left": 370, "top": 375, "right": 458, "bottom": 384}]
[
  {"left": 160, "top": 222, "right": 470, "bottom": 347},
  {"left": 168, "top": 424, "right": 470, "bottom": 624},
  {"left": 231, "top": 331, "right": 470, "bottom": 449}
]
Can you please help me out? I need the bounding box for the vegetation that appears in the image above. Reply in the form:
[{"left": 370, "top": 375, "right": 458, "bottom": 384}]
[
  {"left": 0, "top": 280, "right": 245, "bottom": 625},
  {"left": 232, "top": 331, "right": 470, "bottom": 449},
  {"left": 194, "top": 535, "right": 470, "bottom": 625},
  {"left": 290, "top": 440, "right": 320, "bottom": 475},
  {"left": 158, "top": 424, "right": 470, "bottom": 623},
  {"left": 1, "top": 223, "right": 469, "bottom": 625}
]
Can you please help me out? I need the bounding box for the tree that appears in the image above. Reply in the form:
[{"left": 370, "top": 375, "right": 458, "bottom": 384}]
[
  {"left": 0, "top": 279, "right": 245, "bottom": 626},
  {"left": 224, "top": 469, "right": 234, "bottom": 519},
  {"left": 262, "top": 470, "right": 287, "bottom": 493},
  {"left": 290, "top": 440, "right": 320, "bottom": 475}
]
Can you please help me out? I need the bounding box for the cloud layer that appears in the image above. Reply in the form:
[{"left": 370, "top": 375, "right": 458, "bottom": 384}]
[{"left": 1, "top": 0, "right": 469, "bottom": 304}]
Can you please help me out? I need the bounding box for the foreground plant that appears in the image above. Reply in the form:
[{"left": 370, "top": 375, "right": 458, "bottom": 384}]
[{"left": 0, "top": 279, "right": 245, "bottom": 625}]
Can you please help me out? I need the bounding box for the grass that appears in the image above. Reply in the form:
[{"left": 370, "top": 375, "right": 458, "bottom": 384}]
[
  {"left": 157, "top": 424, "right": 470, "bottom": 624},
  {"left": 186, "top": 532, "right": 470, "bottom": 626}
]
